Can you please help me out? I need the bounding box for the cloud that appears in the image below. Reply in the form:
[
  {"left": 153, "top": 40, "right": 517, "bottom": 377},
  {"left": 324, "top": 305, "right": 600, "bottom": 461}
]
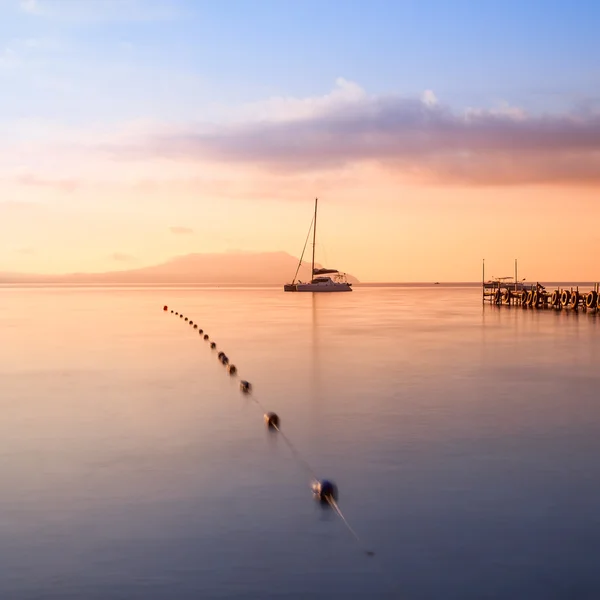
[
  {"left": 421, "top": 90, "right": 438, "bottom": 107},
  {"left": 229, "top": 77, "right": 368, "bottom": 124},
  {"left": 169, "top": 226, "right": 194, "bottom": 235},
  {"left": 110, "top": 252, "right": 135, "bottom": 262},
  {"left": 123, "top": 79, "right": 600, "bottom": 186}
]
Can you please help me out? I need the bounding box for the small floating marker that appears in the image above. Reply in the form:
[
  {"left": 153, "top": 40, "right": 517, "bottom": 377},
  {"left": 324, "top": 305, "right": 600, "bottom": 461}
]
[
  {"left": 203, "top": 334, "right": 209, "bottom": 340},
  {"left": 311, "top": 480, "right": 374, "bottom": 556},
  {"left": 198, "top": 329, "right": 203, "bottom": 334},
  {"left": 220, "top": 355, "right": 229, "bottom": 365},
  {"left": 264, "top": 411, "right": 279, "bottom": 429},
  {"left": 175, "top": 312, "right": 178, "bottom": 315},
  {"left": 217, "top": 351, "right": 224, "bottom": 359},
  {"left": 210, "top": 342, "right": 217, "bottom": 349},
  {"left": 228, "top": 364, "right": 237, "bottom": 375},
  {"left": 185, "top": 317, "right": 188, "bottom": 321},
  {"left": 170, "top": 310, "right": 173, "bottom": 313},
  {"left": 240, "top": 380, "right": 251, "bottom": 393},
  {"left": 312, "top": 479, "right": 338, "bottom": 502},
  {"left": 189, "top": 320, "right": 193, "bottom": 325},
  {"left": 180, "top": 315, "right": 183, "bottom": 318},
  {"left": 193, "top": 324, "right": 198, "bottom": 329},
  {"left": 163, "top": 305, "right": 168, "bottom": 311}
]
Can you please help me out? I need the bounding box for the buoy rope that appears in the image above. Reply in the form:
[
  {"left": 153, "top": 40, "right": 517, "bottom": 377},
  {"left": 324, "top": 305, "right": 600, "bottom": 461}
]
[
  {"left": 243, "top": 388, "right": 269, "bottom": 414},
  {"left": 166, "top": 307, "right": 375, "bottom": 559},
  {"left": 327, "top": 497, "right": 375, "bottom": 557},
  {"left": 269, "top": 422, "right": 319, "bottom": 481},
  {"left": 225, "top": 367, "right": 322, "bottom": 482},
  {"left": 219, "top": 366, "right": 322, "bottom": 482}
]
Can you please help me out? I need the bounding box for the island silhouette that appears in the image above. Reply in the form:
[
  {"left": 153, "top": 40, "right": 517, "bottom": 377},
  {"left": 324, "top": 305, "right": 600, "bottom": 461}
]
[{"left": 0, "top": 251, "right": 359, "bottom": 285}]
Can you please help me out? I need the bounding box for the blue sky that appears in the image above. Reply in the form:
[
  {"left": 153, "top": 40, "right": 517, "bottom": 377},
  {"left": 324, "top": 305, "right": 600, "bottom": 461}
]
[{"left": 2, "top": 0, "right": 598, "bottom": 126}]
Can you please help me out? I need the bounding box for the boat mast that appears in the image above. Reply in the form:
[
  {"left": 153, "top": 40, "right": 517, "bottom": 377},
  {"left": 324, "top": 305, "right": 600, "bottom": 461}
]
[{"left": 311, "top": 198, "right": 318, "bottom": 280}]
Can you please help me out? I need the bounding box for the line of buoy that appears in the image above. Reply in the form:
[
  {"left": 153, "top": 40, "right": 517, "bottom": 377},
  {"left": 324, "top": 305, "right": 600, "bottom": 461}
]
[
  {"left": 164, "top": 305, "right": 375, "bottom": 557},
  {"left": 264, "top": 411, "right": 279, "bottom": 429}
]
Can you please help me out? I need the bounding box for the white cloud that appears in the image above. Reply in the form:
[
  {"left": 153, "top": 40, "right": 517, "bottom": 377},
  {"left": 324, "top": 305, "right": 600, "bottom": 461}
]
[
  {"left": 228, "top": 77, "right": 368, "bottom": 124},
  {"left": 422, "top": 89, "right": 438, "bottom": 107},
  {"left": 465, "top": 100, "right": 527, "bottom": 121}
]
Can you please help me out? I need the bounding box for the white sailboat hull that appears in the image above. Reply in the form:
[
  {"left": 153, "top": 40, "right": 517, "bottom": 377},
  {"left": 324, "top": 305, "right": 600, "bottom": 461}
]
[{"left": 295, "top": 281, "right": 352, "bottom": 292}]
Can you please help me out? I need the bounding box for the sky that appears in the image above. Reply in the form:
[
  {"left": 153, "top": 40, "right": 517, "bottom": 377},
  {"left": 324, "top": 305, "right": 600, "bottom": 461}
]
[{"left": 1, "top": 0, "right": 599, "bottom": 282}]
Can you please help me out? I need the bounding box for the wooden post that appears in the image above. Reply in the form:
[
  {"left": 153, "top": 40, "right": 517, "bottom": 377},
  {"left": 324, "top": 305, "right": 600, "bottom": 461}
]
[{"left": 482, "top": 258, "right": 485, "bottom": 303}]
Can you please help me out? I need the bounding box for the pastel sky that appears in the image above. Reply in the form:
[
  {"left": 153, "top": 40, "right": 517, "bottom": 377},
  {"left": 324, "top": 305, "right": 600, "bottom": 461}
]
[{"left": 1, "top": 0, "right": 599, "bottom": 282}]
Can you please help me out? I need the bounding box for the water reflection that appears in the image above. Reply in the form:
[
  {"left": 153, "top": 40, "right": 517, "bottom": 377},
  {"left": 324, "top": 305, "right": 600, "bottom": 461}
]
[{"left": 1, "top": 285, "right": 599, "bottom": 600}]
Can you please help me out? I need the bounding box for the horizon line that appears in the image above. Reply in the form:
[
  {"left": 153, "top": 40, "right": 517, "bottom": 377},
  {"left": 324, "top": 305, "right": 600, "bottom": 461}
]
[{"left": 2, "top": 281, "right": 599, "bottom": 287}]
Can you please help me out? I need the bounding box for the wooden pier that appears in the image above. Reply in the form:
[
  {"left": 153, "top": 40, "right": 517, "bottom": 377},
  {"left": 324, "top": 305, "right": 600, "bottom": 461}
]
[{"left": 482, "top": 260, "right": 600, "bottom": 311}]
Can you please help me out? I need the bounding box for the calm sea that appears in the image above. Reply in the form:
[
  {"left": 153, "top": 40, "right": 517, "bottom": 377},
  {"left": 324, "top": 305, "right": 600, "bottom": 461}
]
[{"left": 1, "top": 285, "right": 599, "bottom": 599}]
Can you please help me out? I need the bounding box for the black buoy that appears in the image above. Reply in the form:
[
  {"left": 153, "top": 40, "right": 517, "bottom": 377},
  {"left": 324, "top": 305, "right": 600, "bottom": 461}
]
[
  {"left": 175, "top": 312, "right": 178, "bottom": 315},
  {"left": 264, "top": 412, "right": 279, "bottom": 429},
  {"left": 240, "top": 380, "right": 251, "bottom": 393},
  {"left": 228, "top": 364, "right": 237, "bottom": 375},
  {"left": 203, "top": 334, "right": 209, "bottom": 340},
  {"left": 210, "top": 342, "right": 217, "bottom": 349},
  {"left": 185, "top": 317, "right": 188, "bottom": 321},
  {"left": 163, "top": 305, "right": 168, "bottom": 311},
  {"left": 312, "top": 479, "right": 338, "bottom": 502},
  {"left": 180, "top": 315, "right": 183, "bottom": 318},
  {"left": 189, "top": 320, "right": 193, "bottom": 325},
  {"left": 220, "top": 355, "right": 229, "bottom": 365},
  {"left": 198, "top": 329, "right": 203, "bottom": 334},
  {"left": 217, "top": 351, "right": 224, "bottom": 359},
  {"left": 170, "top": 310, "right": 173, "bottom": 313},
  {"left": 194, "top": 324, "right": 198, "bottom": 329}
]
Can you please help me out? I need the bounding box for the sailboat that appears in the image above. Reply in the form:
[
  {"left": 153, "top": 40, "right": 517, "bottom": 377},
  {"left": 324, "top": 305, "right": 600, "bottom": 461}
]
[{"left": 283, "top": 198, "right": 353, "bottom": 292}]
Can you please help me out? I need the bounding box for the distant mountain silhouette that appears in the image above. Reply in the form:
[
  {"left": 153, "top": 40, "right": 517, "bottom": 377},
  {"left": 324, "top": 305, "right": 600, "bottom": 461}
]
[{"left": 0, "top": 252, "right": 359, "bottom": 284}]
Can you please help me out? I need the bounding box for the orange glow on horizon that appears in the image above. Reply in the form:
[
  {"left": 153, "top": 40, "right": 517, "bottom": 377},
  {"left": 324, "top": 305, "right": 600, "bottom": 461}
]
[{"left": 2, "top": 161, "right": 599, "bottom": 283}]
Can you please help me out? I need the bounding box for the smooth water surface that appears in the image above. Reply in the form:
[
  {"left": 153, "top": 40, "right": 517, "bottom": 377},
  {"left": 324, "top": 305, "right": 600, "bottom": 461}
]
[{"left": 1, "top": 285, "right": 599, "bottom": 599}]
